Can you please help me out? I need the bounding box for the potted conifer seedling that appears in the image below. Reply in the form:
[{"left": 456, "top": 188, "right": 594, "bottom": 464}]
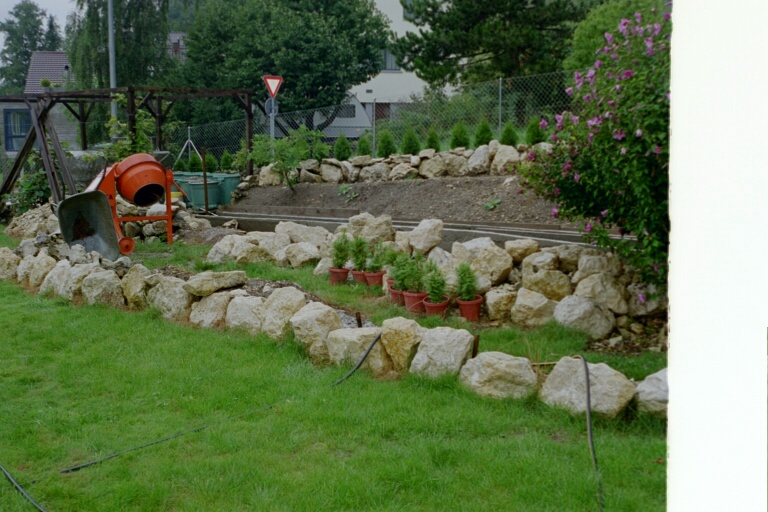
[
  {"left": 364, "top": 242, "right": 386, "bottom": 287},
  {"left": 423, "top": 261, "right": 450, "bottom": 316},
  {"left": 329, "top": 233, "right": 351, "bottom": 285},
  {"left": 455, "top": 262, "right": 482, "bottom": 321},
  {"left": 401, "top": 255, "right": 427, "bottom": 313},
  {"left": 388, "top": 254, "right": 409, "bottom": 306},
  {"left": 350, "top": 236, "right": 369, "bottom": 284}
]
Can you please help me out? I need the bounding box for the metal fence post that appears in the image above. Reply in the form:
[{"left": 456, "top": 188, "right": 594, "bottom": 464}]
[
  {"left": 372, "top": 97, "right": 377, "bottom": 156},
  {"left": 498, "top": 77, "right": 503, "bottom": 134}
]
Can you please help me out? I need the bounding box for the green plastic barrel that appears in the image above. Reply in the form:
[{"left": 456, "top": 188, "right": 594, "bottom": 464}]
[
  {"left": 213, "top": 173, "right": 241, "bottom": 206},
  {"left": 186, "top": 178, "right": 221, "bottom": 209}
]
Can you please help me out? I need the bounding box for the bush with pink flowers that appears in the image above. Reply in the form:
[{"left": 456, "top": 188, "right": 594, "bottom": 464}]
[{"left": 516, "top": 7, "right": 671, "bottom": 288}]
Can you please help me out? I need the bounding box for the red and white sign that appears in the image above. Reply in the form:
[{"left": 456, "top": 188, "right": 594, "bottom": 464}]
[{"left": 263, "top": 75, "right": 283, "bottom": 98}]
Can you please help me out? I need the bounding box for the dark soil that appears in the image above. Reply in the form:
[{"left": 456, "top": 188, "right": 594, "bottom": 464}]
[{"left": 232, "top": 175, "right": 577, "bottom": 227}]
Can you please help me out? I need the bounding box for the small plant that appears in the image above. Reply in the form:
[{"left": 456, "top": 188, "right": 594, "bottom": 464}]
[
  {"left": 188, "top": 152, "right": 203, "bottom": 172},
  {"left": 334, "top": 134, "right": 352, "bottom": 161},
  {"left": 450, "top": 121, "right": 470, "bottom": 149},
  {"left": 2, "top": 165, "right": 51, "bottom": 216},
  {"left": 356, "top": 133, "right": 373, "bottom": 156},
  {"left": 500, "top": 122, "right": 518, "bottom": 146},
  {"left": 173, "top": 157, "right": 187, "bottom": 173},
  {"left": 331, "top": 233, "right": 351, "bottom": 269},
  {"left": 525, "top": 117, "right": 547, "bottom": 145},
  {"left": 455, "top": 262, "right": 478, "bottom": 301},
  {"left": 376, "top": 130, "right": 397, "bottom": 158},
  {"left": 39, "top": 78, "right": 51, "bottom": 87},
  {"left": 423, "top": 262, "right": 447, "bottom": 303},
  {"left": 338, "top": 184, "right": 352, "bottom": 196},
  {"left": 400, "top": 127, "right": 421, "bottom": 155},
  {"left": 400, "top": 255, "right": 424, "bottom": 292},
  {"left": 351, "top": 236, "right": 369, "bottom": 271},
  {"left": 425, "top": 127, "right": 441, "bottom": 151},
  {"left": 220, "top": 149, "right": 234, "bottom": 170},
  {"left": 204, "top": 153, "right": 218, "bottom": 172},
  {"left": 367, "top": 242, "right": 385, "bottom": 272},
  {"left": 390, "top": 254, "right": 409, "bottom": 291},
  {"left": 474, "top": 118, "right": 494, "bottom": 147},
  {"left": 484, "top": 198, "right": 501, "bottom": 210}
]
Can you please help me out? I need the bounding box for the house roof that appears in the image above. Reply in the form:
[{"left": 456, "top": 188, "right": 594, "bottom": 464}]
[{"left": 24, "top": 51, "right": 73, "bottom": 94}]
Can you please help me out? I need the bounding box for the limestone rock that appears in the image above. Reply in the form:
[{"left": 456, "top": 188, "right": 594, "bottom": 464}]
[
  {"left": 389, "top": 163, "right": 419, "bottom": 180},
  {"left": 471, "top": 243, "right": 513, "bottom": 285},
  {"left": 409, "top": 219, "right": 443, "bottom": 255},
  {"left": 290, "top": 302, "right": 343, "bottom": 364},
  {"left": 574, "top": 272, "right": 628, "bottom": 314},
  {"left": 572, "top": 252, "right": 622, "bottom": 283},
  {"left": 39, "top": 259, "right": 71, "bottom": 297},
  {"left": 258, "top": 286, "right": 307, "bottom": 339},
  {"left": 410, "top": 327, "right": 473, "bottom": 378},
  {"left": 189, "top": 291, "right": 232, "bottom": 328},
  {"left": 504, "top": 239, "right": 540, "bottom": 265},
  {"left": 442, "top": 153, "right": 469, "bottom": 177},
  {"left": 467, "top": 145, "right": 490, "bottom": 175},
  {"left": 488, "top": 140, "right": 499, "bottom": 160},
  {"left": 418, "top": 154, "right": 446, "bottom": 179},
  {"left": 299, "top": 169, "right": 322, "bottom": 184},
  {"left": 484, "top": 286, "right": 517, "bottom": 322},
  {"left": 627, "top": 283, "right": 667, "bottom": 317},
  {"left": 418, "top": 148, "right": 436, "bottom": 159},
  {"left": 490, "top": 145, "right": 521, "bottom": 175},
  {"left": 275, "top": 222, "right": 331, "bottom": 248},
  {"left": 121, "top": 263, "right": 152, "bottom": 309},
  {"left": 146, "top": 275, "right": 194, "bottom": 321},
  {"left": 0, "top": 247, "right": 21, "bottom": 280},
  {"left": 284, "top": 242, "right": 321, "bottom": 268},
  {"left": 539, "top": 356, "right": 636, "bottom": 418},
  {"left": 313, "top": 257, "right": 333, "bottom": 276},
  {"left": 16, "top": 238, "right": 38, "bottom": 258},
  {"left": 225, "top": 295, "right": 265, "bottom": 335},
  {"left": 554, "top": 295, "right": 615, "bottom": 340},
  {"left": 460, "top": 352, "right": 538, "bottom": 399},
  {"left": 510, "top": 288, "right": 558, "bottom": 328},
  {"left": 300, "top": 159, "right": 320, "bottom": 172},
  {"left": 183, "top": 270, "right": 248, "bottom": 297},
  {"left": 381, "top": 317, "right": 425, "bottom": 373},
  {"left": 339, "top": 161, "right": 359, "bottom": 182},
  {"left": 347, "top": 213, "right": 396, "bottom": 244},
  {"left": 350, "top": 155, "right": 374, "bottom": 167},
  {"left": 5, "top": 204, "right": 58, "bottom": 239},
  {"left": 326, "top": 327, "right": 394, "bottom": 378},
  {"left": 61, "top": 263, "right": 101, "bottom": 303},
  {"left": 542, "top": 244, "right": 584, "bottom": 273},
  {"left": 635, "top": 368, "right": 668, "bottom": 418},
  {"left": 258, "top": 164, "right": 281, "bottom": 187},
  {"left": 82, "top": 269, "right": 125, "bottom": 308},
  {"left": 320, "top": 163, "right": 343, "bottom": 183},
  {"left": 522, "top": 251, "right": 559, "bottom": 275},
  {"left": 246, "top": 232, "right": 292, "bottom": 264},
  {"left": 19, "top": 250, "right": 56, "bottom": 290},
  {"left": 359, "top": 162, "right": 390, "bottom": 182},
  {"left": 522, "top": 269, "right": 572, "bottom": 301},
  {"left": 207, "top": 235, "right": 250, "bottom": 264}
]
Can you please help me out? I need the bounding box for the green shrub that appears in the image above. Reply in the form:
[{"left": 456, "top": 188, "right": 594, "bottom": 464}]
[
  {"left": 525, "top": 118, "right": 547, "bottom": 145},
  {"left": 351, "top": 236, "right": 369, "bottom": 271},
  {"left": 2, "top": 167, "right": 50, "bottom": 216},
  {"left": 500, "top": 122, "right": 518, "bottom": 146},
  {"left": 400, "top": 255, "right": 424, "bottom": 292},
  {"left": 474, "top": 118, "right": 494, "bottom": 147},
  {"left": 450, "top": 121, "right": 470, "bottom": 149},
  {"left": 376, "top": 130, "right": 397, "bottom": 158},
  {"left": 400, "top": 128, "right": 421, "bottom": 155},
  {"left": 455, "top": 262, "right": 478, "bottom": 301},
  {"left": 367, "top": 242, "right": 385, "bottom": 272},
  {"left": 220, "top": 149, "right": 234, "bottom": 170},
  {"left": 188, "top": 152, "right": 202, "bottom": 172},
  {"left": 331, "top": 233, "right": 351, "bottom": 269},
  {"left": 204, "top": 153, "right": 218, "bottom": 172},
  {"left": 233, "top": 138, "right": 250, "bottom": 171},
  {"left": 425, "top": 128, "right": 441, "bottom": 151},
  {"left": 334, "top": 134, "right": 352, "bottom": 161},
  {"left": 173, "top": 157, "right": 187, "bottom": 173},
  {"left": 423, "top": 263, "right": 447, "bottom": 303},
  {"left": 356, "top": 134, "right": 373, "bottom": 156}
]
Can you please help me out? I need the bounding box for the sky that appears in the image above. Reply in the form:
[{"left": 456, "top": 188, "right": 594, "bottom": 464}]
[{"left": 0, "top": 0, "right": 77, "bottom": 47}]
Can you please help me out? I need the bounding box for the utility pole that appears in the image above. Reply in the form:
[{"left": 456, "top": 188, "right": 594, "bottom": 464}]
[{"left": 108, "top": 0, "right": 117, "bottom": 120}]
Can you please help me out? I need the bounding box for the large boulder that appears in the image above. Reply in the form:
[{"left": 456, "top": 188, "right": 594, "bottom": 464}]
[
  {"left": 554, "top": 295, "right": 615, "bottom": 340},
  {"left": 410, "top": 327, "right": 474, "bottom": 378},
  {"left": 521, "top": 251, "right": 559, "bottom": 275},
  {"left": 572, "top": 252, "right": 622, "bottom": 283},
  {"left": 471, "top": 244, "right": 513, "bottom": 286},
  {"left": 359, "top": 162, "right": 390, "bottom": 182},
  {"left": 504, "top": 239, "right": 541, "bottom": 265},
  {"left": 61, "top": 263, "right": 101, "bottom": 303},
  {"left": 418, "top": 154, "right": 447, "bottom": 178},
  {"left": 490, "top": 145, "right": 521, "bottom": 175},
  {"left": 189, "top": 291, "right": 232, "bottom": 328},
  {"left": 0, "top": 247, "right": 21, "bottom": 280},
  {"left": 635, "top": 368, "right": 668, "bottom": 418},
  {"left": 145, "top": 274, "right": 194, "bottom": 322},
  {"left": 206, "top": 234, "right": 255, "bottom": 264},
  {"left": 574, "top": 272, "right": 628, "bottom": 315},
  {"left": 121, "top": 264, "right": 152, "bottom": 309},
  {"left": 81, "top": 269, "right": 125, "bottom": 308},
  {"left": 326, "top": 327, "right": 394, "bottom": 378},
  {"left": 460, "top": 352, "right": 538, "bottom": 399},
  {"left": 347, "top": 213, "right": 396, "bottom": 244},
  {"left": 245, "top": 232, "right": 292, "bottom": 264},
  {"left": 539, "top": 357, "right": 636, "bottom": 419},
  {"left": 380, "top": 317, "right": 425, "bottom": 373},
  {"left": 225, "top": 294, "right": 265, "bottom": 335},
  {"left": 408, "top": 219, "right": 443, "bottom": 255},
  {"left": 522, "top": 269, "right": 572, "bottom": 301},
  {"left": 183, "top": 270, "right": 248, "bottom": 297},
  {"left": 339, "top": 161, "right": 359, "bottom": 182},
  {"left": 258, "top": 286, "right": 307, "bottom": 339},
  {"left": 275, "top": 222, "right": 331, "bottom": 248},
  {"left": 284, "top": 242, "right": 321, "bottom": 268},
  {"left": 389, "top": 163, "right": 419, "bottom": 180},
  {"left": 627, "top": 283, "right": 667, "bottom": 317},
  {"left": 289, "top": 302, "right": 343, "bottom": 364},
  {"left": 484, "top": 285, "right": 517, "bottom": 322},
  {"left": 258, "top": 164, "right": 282, "bottom": 187},
  {"left": 320, "top": 163, "right": 343, "bottom": 183},
  {"left": 542, "top": 244, "right": 584, "bottom": 273},
  {"left": 510, "top": 288, "right": 558, "bottom": 328},
  {"left": 467, "top": 145, "right": 490, "bottom": 175},
  {"left": 17, "top": 250, "right": 56, "bottom": 290},
  {"left": 39, "top": 259, "right": 72, "bottom": 297},
  {"left": 442, "top": 153, "right": 469, "bottom": 177}
]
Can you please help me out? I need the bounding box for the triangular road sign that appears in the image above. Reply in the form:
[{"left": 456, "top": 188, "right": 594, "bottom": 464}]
[{"left": 263, "top": 75, "right": 283, "bottom": 98}]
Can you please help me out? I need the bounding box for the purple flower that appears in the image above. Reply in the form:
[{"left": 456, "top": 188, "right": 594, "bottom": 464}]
[
  {"left": 645, "top": 37, "right": 655, "bottom": 56},
  {"left": 526, "top": 151, "right": 536, "bottom": 161},
  {"left": 594, "top": 59, "right": 602, "bottom": 69},
  {"left": 539, "top": 118, "right": 548, "bottom": 130},
  {"left": 553, "top": 187, "right": 560, "bottom": 197},
  {"left": 574, "top": 71, "right": 584, "bottom": 89},
  {"left": 570, "top": 115, "right": 579, "bottom": 125},
  {"left": 600, "top": 209, "right": 608, "bottom": 217},
  {"left": 604, "top": 32, "right": 614, "bottom": 45},
  {"left": 549, "top": 133, "right": 558, "bottom": 142},
  {"left": 666, "top": 92, "right": 671, "bottom": 101},
  {"left": 588, "top": 132, "right": 594, "bottom": 143},
  {"left": 607, "top": 100, "right": 616, "bottom": 107},
  {"left": 614, "top": 84, "right": 621, "bottom": 92},
  {"left": 653, "top": 145, "right": 662, "bottom": 155},
  {"left": 551, "top": 207, "right": 559, "bottom": 218},
  {"left": 637, "top": 292, "right": 647, "bottom": 304},
  {"left": 606, "top": 72, "right": 614, "bottom": 79},
  {"left": 555, "top": 113, "right": 564, "bottom": 130},
  {"left": 620, "top": 147, "right": 627, "bottom": 155},
  {"left": 618, "top": 18, "right": 630, "bottom": 36},
  {"left": 622, "top": 69, "right": 634, "bottom": 79},
  {"left": 613, "top": 130, "right": 625, "bottom": 140},
  {"left": 583, "top": 94, "right": 592, "bottom": 102},
  {"left": 653, "top": 23, "right": 662, "bottom": 35},
  {"left": 635, "top": 128, "right": 643, "bottom": 137},
  {"left": 663, "top": 12, "right": 671, "bottom": 20},
  {"left": 610, "top": 53, "right": 619, "bottom": 60},
  {"left": 574, "top": 172, "right": 580, "bottom": 183},
  {"left": 635, "top": 12, "right": 643, "bottom": 24},
  {"left": 587, "top": 116, "right": 602, "bottom": 129},
  {"left": 603, "top": 111, "right": 612, "bottom": 120},
  {"left": 585, "top": 223, "right": 593, "bottom": 233},
  {"left": 565, "top": 86, "right": 573, "bottom": 96},
  {"left": 586, "top": 68, "right": 596, "bottom": 85}
]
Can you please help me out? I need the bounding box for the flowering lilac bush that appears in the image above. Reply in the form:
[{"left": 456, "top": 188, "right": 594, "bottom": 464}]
[{"left": 516, "top": 8, "right": 670, "bottom": 288}]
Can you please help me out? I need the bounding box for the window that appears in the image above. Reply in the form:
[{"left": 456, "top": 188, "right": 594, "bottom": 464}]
[
  {"left": 382, "top": 49, "right": 400, "bottom": 71},
  {"left": 3, "top": 109, "right": 31, "bottom": 151},
  {"left": 336, "top": 104, "right": 356, "bottom": 119}
]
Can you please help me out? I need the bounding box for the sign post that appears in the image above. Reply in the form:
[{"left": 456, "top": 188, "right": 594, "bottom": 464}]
[{"left": 262, "top": 76, "right": 283, "bottom": 140}]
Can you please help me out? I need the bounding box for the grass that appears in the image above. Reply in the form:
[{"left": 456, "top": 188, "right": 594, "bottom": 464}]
[{"left": 0, "top": 231, "right": 667, "bottom": 510}]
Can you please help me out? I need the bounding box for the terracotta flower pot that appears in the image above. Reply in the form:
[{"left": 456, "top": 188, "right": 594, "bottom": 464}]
[
  {"left": 456, "top": 294, "right": 483, "bottom": 322},
  {"left": 351, "top": 270, "right": 368, "bottom": 284},
  {"left": 389, "top": 287, "right": 404, "bottom": 306},
  {"left": 402, "top": 291, "right": 428, "bottom": 313},
  {"left": 329, "top": 267, "right": 350, "bottom": 285},
  {"left": 423, "top": 297, "right": 450, "bottom": 317},
  {"left": 364, "top": 270, "right": 386, "bottom": 287}
]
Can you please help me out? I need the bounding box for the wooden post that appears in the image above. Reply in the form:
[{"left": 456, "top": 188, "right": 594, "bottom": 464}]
[
  {"left": 245, "top": 93, "right": 253, "bottom": 175},
  {"left": 155, "top": 95, "right": 163, "bottom": 151},
  {"left": 126, "top": 87, "right": 136, "bottom": 142},
  {"left": 78, "top": 102, "right": 88, "bottom": 150}
]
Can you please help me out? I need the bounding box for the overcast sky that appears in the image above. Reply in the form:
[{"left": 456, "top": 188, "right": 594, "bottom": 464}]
[{"left": 0, "top": 0, "right": 77, "bottom": 47}]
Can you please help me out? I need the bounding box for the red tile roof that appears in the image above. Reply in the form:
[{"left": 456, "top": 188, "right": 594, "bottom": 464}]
[{"left": 24, "top": 51, "right": 73, "bottom": 94}]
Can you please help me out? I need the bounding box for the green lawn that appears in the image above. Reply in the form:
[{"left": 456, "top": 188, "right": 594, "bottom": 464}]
[{"left": 0, "top": 232, "right": 667, "bottom": 511}]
